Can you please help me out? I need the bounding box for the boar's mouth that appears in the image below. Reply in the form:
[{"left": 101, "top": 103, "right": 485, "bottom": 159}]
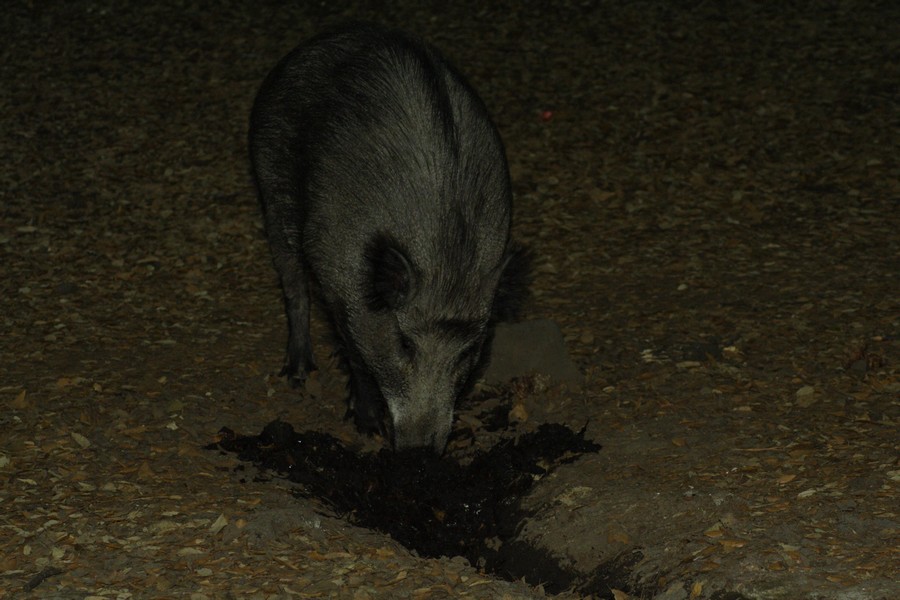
[{"left": 386, "top": 395, "right": 454, "bottom": 453}]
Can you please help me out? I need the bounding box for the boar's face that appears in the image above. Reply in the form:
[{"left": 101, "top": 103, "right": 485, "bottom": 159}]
[
  {"left": 347, "top": 233, "right": 500, "bottom": 453},
  {"left": 383, "top": 314, "right": 488, "bottom": 452}
]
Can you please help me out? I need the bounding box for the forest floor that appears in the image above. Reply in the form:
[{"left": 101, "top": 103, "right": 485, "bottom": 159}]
[{"left": 2, "top": 1, "right": 898, "bottom": 599}]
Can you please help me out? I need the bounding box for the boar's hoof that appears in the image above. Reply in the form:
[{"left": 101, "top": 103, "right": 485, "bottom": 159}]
[{"left": 279, "top": 357, "right": 316, "bottom": 389}]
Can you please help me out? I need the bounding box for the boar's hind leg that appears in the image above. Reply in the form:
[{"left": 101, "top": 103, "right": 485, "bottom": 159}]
[
  {"left": 271, "top": 246, "right": 316, "bottom": 387},
  {"left": 252, "top": 129, "right": 315, "bottom": 386}
]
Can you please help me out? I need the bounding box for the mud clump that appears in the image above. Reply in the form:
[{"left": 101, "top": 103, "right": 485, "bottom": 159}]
[{"left": 208, "top": 419, "right": 600, "bottom": 589}]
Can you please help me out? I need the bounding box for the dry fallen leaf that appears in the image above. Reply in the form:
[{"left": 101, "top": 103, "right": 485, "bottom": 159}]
[
  {"left": 508, "top": 402, "right": 529, "bottom": 423},
  {"left": 704, "top": 523, "right": 725, "bottom": 538},
  {"left": 12, "top": 389, "right": 28, "bottom": 409},
  {"left": 690, "top": 581, "right": 704, "bottom": 598},
  {"left": 796, "top": 385, "right": 817, "bottom": 406},
  {"left": 607, "top": 530, "right": 630, "bottom": 544},
  {"left": 210, "top": 513, "right": 228, "bottom": 534},
  {"left": 137, "top": 461, "right": 156, "bottom": 479}
]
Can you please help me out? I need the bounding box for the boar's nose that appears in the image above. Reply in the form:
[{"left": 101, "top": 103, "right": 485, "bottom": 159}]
[{"left": 392, "top": 416, "right": 451, "bottom": 454}]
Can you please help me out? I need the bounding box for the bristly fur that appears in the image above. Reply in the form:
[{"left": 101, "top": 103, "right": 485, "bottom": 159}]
[
  {"left": 250, "top": 22, "right": 524, "bottom": 451},
  {"left": 492, "top": 243, "right": 532, "bottom": 322}
]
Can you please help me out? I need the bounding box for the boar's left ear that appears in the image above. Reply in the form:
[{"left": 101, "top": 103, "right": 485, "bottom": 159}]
[
  {"left": 492, "top": 243, "right": 532, "bottom": 322},
  {"left": 365, "top": 233, "right": 417, "bottom": 312}
]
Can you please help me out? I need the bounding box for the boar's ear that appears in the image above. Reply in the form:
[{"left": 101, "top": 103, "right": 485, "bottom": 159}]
[
  {"left": 492, "top": 243, "right": 532, "bottom": 322},
  {"left": 365, "top": 233, "right": 416, "bottom": 312}
]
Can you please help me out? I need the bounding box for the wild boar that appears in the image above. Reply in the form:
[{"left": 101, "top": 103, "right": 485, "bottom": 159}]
[{"left": 249, "top": 22, "right": 528, "bottom": 452}]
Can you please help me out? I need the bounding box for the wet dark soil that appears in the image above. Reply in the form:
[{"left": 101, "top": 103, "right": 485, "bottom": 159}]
[{"left": 209, "top": 416, "right": 601, "bottom": 593}]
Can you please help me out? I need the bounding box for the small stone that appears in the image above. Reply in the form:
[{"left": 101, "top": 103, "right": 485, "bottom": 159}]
[{"left": 71, "top": 432, "right": 92, "bottom": 448}]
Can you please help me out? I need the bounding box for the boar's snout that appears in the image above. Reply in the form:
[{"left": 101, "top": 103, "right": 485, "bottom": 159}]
[{"left": 391, "top": 406, "right": 453, "bottom": 454}]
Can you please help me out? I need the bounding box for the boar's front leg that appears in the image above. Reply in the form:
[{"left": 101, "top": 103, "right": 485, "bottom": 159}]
[{"left": 340, "top": 353, "right": 386, "bottom": 437}]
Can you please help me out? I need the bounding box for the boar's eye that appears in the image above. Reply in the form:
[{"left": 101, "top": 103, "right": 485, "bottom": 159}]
[
  {"left": 399, "top": 333, "right": 416, "bottom": 360},
  {"left": 455, "top": 343, "right": 480, "bottom": 369}
]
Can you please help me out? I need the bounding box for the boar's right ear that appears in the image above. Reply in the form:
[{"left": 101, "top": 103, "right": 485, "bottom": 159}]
[
  {"left": 492, "top": 243, "right": 532, "bottom": 322},
  {"left": 365, "top": 233, "right": 416, "bottom": 312}
]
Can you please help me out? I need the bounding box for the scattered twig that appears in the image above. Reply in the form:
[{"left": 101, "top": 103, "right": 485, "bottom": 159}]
[{"left": 23, "top": 567, "right": 64, "bottom": 592}]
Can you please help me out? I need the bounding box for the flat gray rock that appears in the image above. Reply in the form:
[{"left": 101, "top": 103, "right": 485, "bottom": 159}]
[{"left": 483, "top": 319, "right": 582, "bottom": 386}]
